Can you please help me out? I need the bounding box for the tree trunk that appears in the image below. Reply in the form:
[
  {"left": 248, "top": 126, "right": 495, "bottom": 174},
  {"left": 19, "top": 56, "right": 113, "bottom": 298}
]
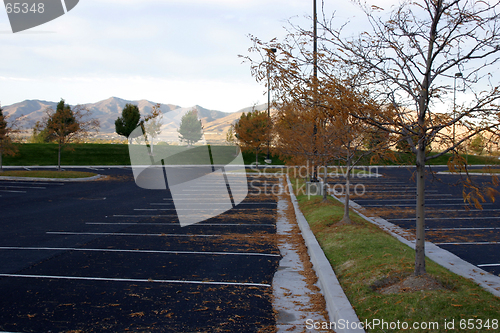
[
  {"left": 255, "top": 149, "right": 259, "bottom": 168},
  {"left": 0, "top": 151, "right": 3, "bottom": 172},
  {"left": 341, "top": 160, "right": 352, "bottom": 224},
  {"left": 58, "top": 142, "right": 62, "bottom": 171},
  {"left": 322, "top": 162, "right": 328, "bottom": 202},
  {"left": 414, "top": 143, "right": 426, "bottom": 275}
]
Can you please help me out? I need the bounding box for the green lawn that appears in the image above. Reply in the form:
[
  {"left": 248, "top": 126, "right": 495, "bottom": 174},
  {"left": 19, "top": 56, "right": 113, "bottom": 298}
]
[
  {"left": 3, "top": 143, "right": 130, "bottom": 166},
  {"left": 290, "top": 176, "right": 500, "bottom": 332},
  {"left": 2, "top": 143, "right": 499, "bottom": 167},
  {"left": 2, "top": 143, "right": 286, "bottom": 166}
]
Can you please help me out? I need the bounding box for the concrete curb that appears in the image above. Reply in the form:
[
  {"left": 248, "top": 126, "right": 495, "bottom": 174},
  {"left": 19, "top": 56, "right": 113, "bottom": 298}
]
[
  {"left": 333, "top": 195, "right": 500, "bottom": 298},
  {"left": 0, "top": 174, "right": 105, "bottom": 182},
  {"left": 437, "top": 171, "right": 500, "bottom": 176},
  {"left": 285, "top": 175, "right": 365, "bottom": 333}
]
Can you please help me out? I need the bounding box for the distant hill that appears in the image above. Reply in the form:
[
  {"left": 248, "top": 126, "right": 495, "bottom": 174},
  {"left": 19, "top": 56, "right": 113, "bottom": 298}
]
[{"left": 2, "top": 97, "right": 269, "bottom": 143}]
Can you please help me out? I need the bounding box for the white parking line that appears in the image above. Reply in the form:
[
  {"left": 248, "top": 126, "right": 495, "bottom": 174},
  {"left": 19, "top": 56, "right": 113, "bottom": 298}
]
[
  {"left": 86, "top": 222, "right": 275, "bottom": 227},
  {"left": 355, "top": 198, "right": 463, "bottom": 202},
  {"left": 435, "top": 241, "right": 500, "bottom": 245},
  {"left": 362, "top": 203, "right": 492, "bottom": 207},
  {"left": 0, "top": 190, "right": 26, "bottom": 193},
  {"left": 426, "top": 227, "right": 500, "bottom": 230},
  {"left": 0, "top": 246, "right": 280, "bottom": 257},
  {"left": 156, "top": 201, "right": 276, "bottom": 205},
  {"left": 46, "top": 231, "right": 220, "bottom": 237},
  {"left": 0, "top": 185, "right": 46, "bottom": 189},
  {"left": 389, "top": 217, "right": 500, "bottom": 221},
  {"left": 0, "top": 274, "right": 271, "bottom": 288},
  {"left": 113, "top": 215, "right": 178, "bottom": 218},
  {"left": 360, "top": 190, "right": 439, "bottom": 193},
  {"left": 357, "top": 193, "right": 453, "bottom": 196},
  {"left": 478, "top": 263, "right": 500, "bottom": 267},
  {"left": 0, "top": 181, "right": 64, "bottom": 186},
  {"left": 134, "top": 208, "right": 273, "bottom": 211}
]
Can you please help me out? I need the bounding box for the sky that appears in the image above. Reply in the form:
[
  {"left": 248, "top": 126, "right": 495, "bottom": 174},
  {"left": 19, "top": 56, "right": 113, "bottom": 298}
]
[{"left": 0, "top": 0, "right": 376, "bottom": 113}]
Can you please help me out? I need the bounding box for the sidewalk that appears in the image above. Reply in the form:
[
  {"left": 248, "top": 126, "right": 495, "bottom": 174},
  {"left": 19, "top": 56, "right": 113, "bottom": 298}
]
[{"left": 273, "top": 177, "right": 364, "bottom": 333}]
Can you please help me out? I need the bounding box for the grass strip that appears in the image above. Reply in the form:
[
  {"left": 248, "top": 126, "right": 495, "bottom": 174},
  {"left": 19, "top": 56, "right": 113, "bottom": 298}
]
[
  {"left": 3, "top": 143, "right": 286, "bottom": 166},
  {"left": 290, "top": 176, "right": 500, "bottom": 332},
  {"left": 3, "top": 143, "right": 500, "bottom": 167},
  {"left": 0, "top": 170, "right": 97, "bottom": 179}
]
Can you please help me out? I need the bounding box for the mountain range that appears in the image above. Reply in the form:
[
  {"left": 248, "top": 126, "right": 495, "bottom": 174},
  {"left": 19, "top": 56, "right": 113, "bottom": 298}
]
[{"left": 2, "top": 97, "right": 269, "bottom": 142}]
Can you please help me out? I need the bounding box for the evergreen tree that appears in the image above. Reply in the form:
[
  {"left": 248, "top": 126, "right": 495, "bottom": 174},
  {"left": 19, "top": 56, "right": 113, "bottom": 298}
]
[
  {"left": 177, "top": 109, "right": 203, "bottom": 146},
  {"left": 470, "top": 134, "right": 485, "bottom": 155},
  {"left": 115, "top": 103, "right": 141, "bottom": 142}
]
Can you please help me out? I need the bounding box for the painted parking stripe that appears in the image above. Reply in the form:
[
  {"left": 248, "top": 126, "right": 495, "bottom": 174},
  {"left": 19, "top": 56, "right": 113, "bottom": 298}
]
[
  {"left": 0, "top": 274, "right": 271, "bottom": 288},
  {"left": 478, "top": 263, "right": 500, "bottom": 267},
  {"left": 427, "top": 227, "right": 500, "bottom": 231},
  {"left": 134, "top": 208, "right": 273, "bottom": 211},
  {"left": 155, "top": 201, "right": 276, "bottom": 205},
  {"left": 390, "top": 217, "right": 500, "bottom": 221},
  {"left": 0, "top": 190, "right": 26, "bottom": 193},
  {"left": 359, "top": 190, "right": 439, "bottom": 193},
  {"left": 0, "top": 181, "right": 64, "bottom": 186},
  {"left": 435, "top": 241, "right": 500, "bottom": 245},
  {"left": 113, "top": 215, "right": 178, "bottom": 218},
  {"left": 355, "top": 193, "right": 453, "bottom": 196},
  {"left": 361, "top": 203, "right": 492, "bottom": 207},
  {"left": 86, "top": 222, "right": 276, "bottom": 227},
  {"left": 355, "top": 198, "right": 463, "bottom": 202},
  {"left": 0, "top": 185, "right": 46, "bottom": 189},
  {"left": 0, "top": 246, "right": 280, "bottom": 257},
  {"left": 438, "top": 208, "right": 500, "bottom": 212},
  {"left": 46, "top": 231, "right": 220, "bottom": 237}
]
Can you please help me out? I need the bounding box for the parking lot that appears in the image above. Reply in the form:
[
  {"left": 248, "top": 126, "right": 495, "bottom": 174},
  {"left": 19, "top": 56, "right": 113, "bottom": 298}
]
[
  {"left": 0, "top": 168, "right": 281, "bottom": 332},
  {"left": 329, "top": 166, "right": 500, "bottom": 277}
]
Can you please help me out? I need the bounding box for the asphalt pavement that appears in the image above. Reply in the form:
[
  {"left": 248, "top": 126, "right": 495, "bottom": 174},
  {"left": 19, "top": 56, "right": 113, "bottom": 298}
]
[{"left": 0, "top": 167, "right": 281, "bottom": 332}]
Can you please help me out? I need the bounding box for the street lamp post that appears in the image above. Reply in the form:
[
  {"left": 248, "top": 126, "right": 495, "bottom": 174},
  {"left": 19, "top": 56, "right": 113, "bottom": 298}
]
[
  {"left": 453, "top": 72, "right": 462, "bottom": 147},
  {"left": 311, "top": 0, "right": 319, "bottom": 182},
  {"left": 266, "top": 48, "right": 277, "bottom": 162}
]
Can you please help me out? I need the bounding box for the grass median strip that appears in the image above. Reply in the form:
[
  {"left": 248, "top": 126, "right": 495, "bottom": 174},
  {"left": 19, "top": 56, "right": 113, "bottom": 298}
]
[
  {"left": 290, "top": 177, "right": 500, "bottom": 331},
  {"left": 0, "top": 170, "right": 97, "bottom": 178}
]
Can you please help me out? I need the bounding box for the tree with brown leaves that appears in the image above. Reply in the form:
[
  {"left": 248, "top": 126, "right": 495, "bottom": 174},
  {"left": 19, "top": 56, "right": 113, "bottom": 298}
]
[
  {"left": 0, "top": 105, "right": 18, "bottom": 172},
  {"left": 244, "top": 0, "right": 500, "bottom": 275},
  {"left": 44, "top": 99, "right": 100, "bottom": 170},
  {"left": 233, "top": 110, "right": 270, "bottom": 167}
]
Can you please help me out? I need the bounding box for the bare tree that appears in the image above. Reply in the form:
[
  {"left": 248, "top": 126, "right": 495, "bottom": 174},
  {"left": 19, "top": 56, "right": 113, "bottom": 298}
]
[
  {"left": 142, "top": 103, "right": 163, "bottom": 155},
  {"left": 319, "top": 0, "right": 500, "bottom": 275}
]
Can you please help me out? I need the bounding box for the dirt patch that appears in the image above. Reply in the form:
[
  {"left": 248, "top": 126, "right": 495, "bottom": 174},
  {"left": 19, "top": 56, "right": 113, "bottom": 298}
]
[{"left": 374, "top": 273, "right": 447, "bottom": 294}]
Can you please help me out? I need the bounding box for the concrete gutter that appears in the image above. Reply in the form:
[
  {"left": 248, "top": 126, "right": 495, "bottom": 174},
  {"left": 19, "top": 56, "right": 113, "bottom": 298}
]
[
  {"left": 286, "top": 175, "right": 365, "bottom": 333},
  {"left": 333, "top": 195, "right": 500, "bottom": 298}
]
